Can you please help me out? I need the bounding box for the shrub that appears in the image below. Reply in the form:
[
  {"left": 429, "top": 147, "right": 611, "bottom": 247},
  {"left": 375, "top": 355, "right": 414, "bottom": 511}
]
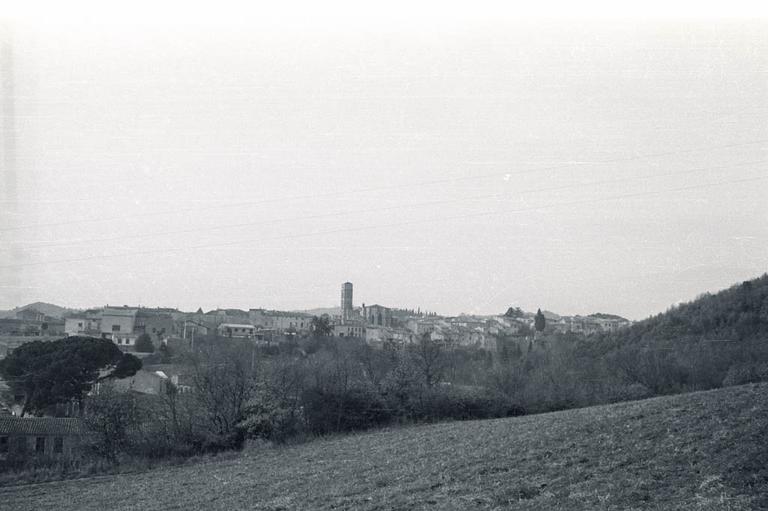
[
  {"left": 238, "top": 391, "right": 305, "bottom": 443},
  {"left": 723, "top": 362, "right": 768, "bottom": 387},
  {"left": 301, "top": 386, "right": 395, "bottom": 435},
  {"left": 135, "top": 334, "right": 155, "bottom": 353},
  {"left": 83, "top": 385, "right": 144, "bottom": 462}
]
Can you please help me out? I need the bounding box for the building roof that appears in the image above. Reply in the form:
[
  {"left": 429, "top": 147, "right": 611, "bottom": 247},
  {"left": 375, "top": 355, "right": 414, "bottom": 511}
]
[
  {"left": 63, "top": 310, "right": 101, "bottom": 319},
  {"left": 250, "top": 309, "right": 313, "bottom": 318},
  {"left": 135, "top": 309, "right": 174, "bottom": 318},
  {"left": 102, "top": 307, "right": 138, "bottom": 317},
  {"left": 218, "top": 323, "right": 255, "bottom": 329},
  {"left": 0, "top": 416, "right": 85, "bottom": 436},
  {"left": 364, "top": 304, "right": 391, "bottom": 310}
]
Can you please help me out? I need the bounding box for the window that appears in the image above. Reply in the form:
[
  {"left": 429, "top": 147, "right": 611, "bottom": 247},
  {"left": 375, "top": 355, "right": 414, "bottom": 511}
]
[
  {"left": 36, "top": 437, "right": 45, "bottom": 453},
  {"left": 0, "top": 436, "right": 8, "bottom": 453},
  {"left": 54, "top": 437, "right": 63, "bottom": 454},
  {"left": 77, "top": 322, "right": 83, "bottom": 328},
  {"left": 112, "top": 324, "right": 121, "bottom": 332}
]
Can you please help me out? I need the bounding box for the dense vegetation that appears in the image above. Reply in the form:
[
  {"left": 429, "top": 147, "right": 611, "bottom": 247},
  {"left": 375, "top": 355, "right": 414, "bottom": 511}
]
[
  {"left": 607, "top": 274, "right": 768, "bottom": 344},
  {"left": 592, "top": 274, "right": 768, "bottom": 394},
  {"left": 504, "top": 275, "right": 768, "bottom": 410},
  {"left": 70, "top": 335, "right": 519, "bottom": 464}
]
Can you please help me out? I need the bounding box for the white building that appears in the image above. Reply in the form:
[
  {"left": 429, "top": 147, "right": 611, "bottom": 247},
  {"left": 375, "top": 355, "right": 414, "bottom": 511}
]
[
  {"left": 64, "top": 314, "right": 101, "bottom": 337},
  {"left": 100, "top": 307, "right": 138, "bottom": 347},
  {"left": 217, "top": 323, "right": 256, "bottom": 338}
]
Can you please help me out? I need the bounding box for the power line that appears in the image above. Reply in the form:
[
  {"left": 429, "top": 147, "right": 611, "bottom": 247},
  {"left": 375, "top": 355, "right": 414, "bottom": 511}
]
[
  {"left": 2, "top": 138, "right": 766, "bottom": 233},
  {"left": 6, "top": 159, "right": 764, "bottom": 251},
  {"left": 1, "top": 173, "right": 764, "bottom": 270}
]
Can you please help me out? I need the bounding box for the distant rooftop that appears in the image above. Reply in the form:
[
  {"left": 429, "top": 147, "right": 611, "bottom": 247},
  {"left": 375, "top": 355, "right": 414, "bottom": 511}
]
[
  {"left": 249, "top": 309, "right": 313, "bottom": 318},
  {"left": 102, "top": 307, "right": 138, "bottom": 317}
]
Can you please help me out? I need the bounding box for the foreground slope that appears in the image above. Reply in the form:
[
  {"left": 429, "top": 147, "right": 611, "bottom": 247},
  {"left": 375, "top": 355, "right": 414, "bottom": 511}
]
[{"left": 3, "top": 383, "right": 767, "bottom": 510}]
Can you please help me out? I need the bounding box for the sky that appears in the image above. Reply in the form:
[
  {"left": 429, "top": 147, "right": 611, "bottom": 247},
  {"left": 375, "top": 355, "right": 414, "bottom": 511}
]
[{"left": 1, "top": 2, "right": 767, "bottom": 320}]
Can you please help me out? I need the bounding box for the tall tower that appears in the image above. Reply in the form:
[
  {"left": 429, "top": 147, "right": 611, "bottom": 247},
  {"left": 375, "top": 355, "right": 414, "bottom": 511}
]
[{"left": 341, "top": 282, "right": 353, "bottom": 324}]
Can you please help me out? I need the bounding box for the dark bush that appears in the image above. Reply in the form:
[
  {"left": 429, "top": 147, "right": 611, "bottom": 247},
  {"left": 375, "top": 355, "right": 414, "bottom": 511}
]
[{"left": 302, "top": 387, "right": 395, "bottom": 435}]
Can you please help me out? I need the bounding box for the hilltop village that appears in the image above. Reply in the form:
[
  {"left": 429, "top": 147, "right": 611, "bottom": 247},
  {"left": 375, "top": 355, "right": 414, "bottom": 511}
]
[{"left": 0, "top": 282, "right": 631, "bottom": 357}]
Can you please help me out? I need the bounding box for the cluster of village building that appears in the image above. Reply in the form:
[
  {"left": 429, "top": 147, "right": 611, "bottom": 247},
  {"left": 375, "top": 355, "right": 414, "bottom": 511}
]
[{"left": 0, "top": 282, "right": 632, "bottom": 356}]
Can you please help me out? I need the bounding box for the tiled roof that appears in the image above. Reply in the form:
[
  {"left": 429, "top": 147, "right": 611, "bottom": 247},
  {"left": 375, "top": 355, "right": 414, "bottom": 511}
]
[{"left": 0, "top": 416, "right": 85, "bottom": 436}]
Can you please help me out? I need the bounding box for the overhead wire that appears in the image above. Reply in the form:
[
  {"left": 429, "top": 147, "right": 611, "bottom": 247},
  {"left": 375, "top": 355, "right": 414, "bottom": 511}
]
[
  {"left": 2, "top": 138, "right": 766, "bottom": 232},
  {"left": 6, "top": 158, "right": 764, "bottom": 251},
  {"left": 1, "top": 172, "right": 764, "bottom": 270}
]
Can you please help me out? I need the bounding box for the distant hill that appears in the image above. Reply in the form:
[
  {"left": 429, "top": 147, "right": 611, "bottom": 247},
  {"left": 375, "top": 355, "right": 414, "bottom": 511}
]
[
  {"left": 504, "top": 309, "right": 630, "bottom": 323},
  {"left": 588, "top": 312, "right": 629, "bottom": 321},
  {"left": 540, "top": 310, "right": 561, "bottom": 321},
  {"left": 0, "top": 302, "right": 75, "bottom": 320},
  {"left": 602, "top": 273, "right": 768, "bottom": 344},
  {"left": 3, "top": 383, "right": 766, "bottom": 509},
  {"left": 295, "top": 306, "right": 341, "bottom": 317}
]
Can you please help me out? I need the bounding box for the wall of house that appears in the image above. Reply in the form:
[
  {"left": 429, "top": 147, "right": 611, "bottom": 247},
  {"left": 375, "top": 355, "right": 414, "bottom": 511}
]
[
  {"left": 248, "top": 310, "right": 311, "bottom": 333},
  {"left": 64, "top": 317, "right": 101, "bottom": 336},
  {"left": 333, "top": 324, "right": 365, "bottom": 338},
  {"left": 272, "top": 315, "right": 310, "bottom": 332},
  {"left": 100, "top": 314, "right": 135, "bottom": 336},
  {"left": 0, "top": 434, "right": 80, "bottom": 459},
  {"left": 134, "top": 314, "right": 173, "bottom": 340},
  {"left": 110, "top": 369, "right": 166, "bottom": 394},
  {"left": 111, "top": 334, "right": 138, "bottom": 347},
  {"left": 363, "top": 305, "right": 392, "bottom": 327},
  {"left": 217, "top": 324, "right": 256, "bottom": 338}
]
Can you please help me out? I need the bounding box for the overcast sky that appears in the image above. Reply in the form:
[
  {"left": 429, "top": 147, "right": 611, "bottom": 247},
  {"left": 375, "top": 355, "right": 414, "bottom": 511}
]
[{"left": 1, "top": 5, "right": 767, "bottom": 319}]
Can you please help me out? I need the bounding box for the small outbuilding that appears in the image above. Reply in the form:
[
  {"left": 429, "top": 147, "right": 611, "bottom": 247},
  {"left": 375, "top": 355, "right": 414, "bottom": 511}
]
[{"left": 0, "top": 416, "right": 85, "bottom": 460}]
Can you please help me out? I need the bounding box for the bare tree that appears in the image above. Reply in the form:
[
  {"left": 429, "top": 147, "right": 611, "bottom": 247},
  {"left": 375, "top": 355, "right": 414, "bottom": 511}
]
[
  {"left": 411, "top": 333, "right": 446, "bottom": 388},
  {"left": 84, "top": 384, "right": 143, "bottom": 462},
  {"left": 189, "top": 340, "right": 255, "bottom": 444}
]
